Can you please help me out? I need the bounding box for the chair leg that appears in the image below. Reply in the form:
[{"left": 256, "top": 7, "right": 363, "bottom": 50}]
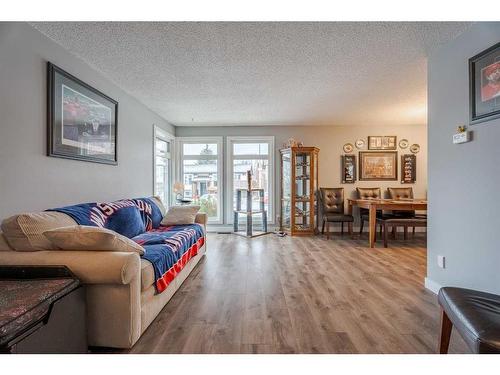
[
  {"left": 359, "top": 219, "right": 364, "bottom": 235},
  {"left": 322, "top": 219, "right": 325, "bottom": 234},
  {"left": 348, "top": 222, "right": 353, "bottom": 237},
  {"left": 404, "top": 226, "right": 408, "bottom": 240},
  {"left": 392, "top": 226, "right": 396, "bottom": 239},
  {"left": 439, "top": 309, "right": 453, "bottom": 354},
  {"left": 412, "top": 226, "right": 416, "bottom": 237},
  {"left": 341, "top": 222, "right": 344, "bottom": 235},
  {"left": 383, "top": 223, "right": 388, "bottom": 248},
  {"left": 326, "top": 221, "right": 330, "bottom": 240},
  {"left": 379, "top": 224, "right": 383, "bottom": 237}
]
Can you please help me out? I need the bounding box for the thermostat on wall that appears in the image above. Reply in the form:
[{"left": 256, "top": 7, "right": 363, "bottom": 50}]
[{"left": 453, "top": 126, "right": 471, "bottom": 144}]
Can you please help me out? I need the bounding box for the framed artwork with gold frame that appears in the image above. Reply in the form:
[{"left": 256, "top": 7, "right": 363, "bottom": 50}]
[
  {"left": 359, "top": 151, "right": 398, "bottom": 181},
  {"left": 368, "top": 136, "right": 397, "bottom": 150}
]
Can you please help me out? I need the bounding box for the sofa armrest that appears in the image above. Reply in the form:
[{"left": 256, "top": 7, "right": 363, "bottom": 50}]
[
  {"left": 0, "top": 250, "right": 140, "bottom": 285},
  {"left": 195, "top": 213, "right": 208, "bottom": 227}
]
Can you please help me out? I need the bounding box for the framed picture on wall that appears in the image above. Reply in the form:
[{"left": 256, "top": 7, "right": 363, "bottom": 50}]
[
  {"left": 341, "top": 154, "right": 356, "bottom": 183},
  {"left": 359, "top": 151, "right": 398, "bottom": 181},
  {"left": 47, "top": 62, "right": 118, "bottom": 165},
  {"left": 367, "top": 136, "right": 397, "bottom": 150},
  {"left": 401, "top": 154, "right": 416, "bottom": 184},
  {"left": 469, "top": 42, "right": 500, "bottom": 124}
]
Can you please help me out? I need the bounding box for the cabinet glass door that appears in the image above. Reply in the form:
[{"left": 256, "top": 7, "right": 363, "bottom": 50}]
[
  {"left": 294, "top": 152, "right": 311, "bottom": 231},
  {"left": 281, "top": 151, "right": 291, "bottom": 230}
]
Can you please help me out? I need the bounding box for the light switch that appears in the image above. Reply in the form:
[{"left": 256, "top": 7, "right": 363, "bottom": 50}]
[{"left": 437, "top": 255, "right": 446, "bottom": 269}]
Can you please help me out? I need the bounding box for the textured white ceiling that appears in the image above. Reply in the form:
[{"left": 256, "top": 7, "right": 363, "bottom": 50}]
[{"left": 32, "top": 22, "right": 471, "bottom": 127}]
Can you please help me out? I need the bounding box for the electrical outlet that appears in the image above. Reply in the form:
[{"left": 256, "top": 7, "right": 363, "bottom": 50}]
[{"left": 437, "top": 255, "right": 446, "bottom": 269}]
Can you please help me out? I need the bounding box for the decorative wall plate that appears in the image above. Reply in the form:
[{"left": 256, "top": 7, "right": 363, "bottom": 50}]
[
  {"left": 399, "top": 139, "right": 409, "bottom": 149},
  {"left": 355, "top": 139, "right": 365, "bottom": 149},
  {"left": 410, "top": 144, "right": 420, "bottom": 154},
  {"left": 343, "top": 143, "right": 354, "bottom": 153}
]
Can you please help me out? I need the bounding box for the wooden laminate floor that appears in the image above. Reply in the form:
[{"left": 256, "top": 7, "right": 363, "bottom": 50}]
[{"left": 128, "top": 232, "right": 470, "bottom": 354}]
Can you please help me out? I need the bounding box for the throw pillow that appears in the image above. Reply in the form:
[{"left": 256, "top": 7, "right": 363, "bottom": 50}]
[
  {"left": 160, "top": 206, "right": 200, "bottom": 226},
  {"left": 43, "top": 226, "right": 145, "bottom": 255}
]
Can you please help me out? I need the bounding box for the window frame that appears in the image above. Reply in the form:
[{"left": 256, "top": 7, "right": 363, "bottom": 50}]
[
  {"left": 153, "top": 125, "right": 175, "bottom": 208},
  {"left": 176, "top": 136, "right": 224, "bottom": 224},
  {"left": 226, "top": 136, "right": 275, "bottom": 225}
]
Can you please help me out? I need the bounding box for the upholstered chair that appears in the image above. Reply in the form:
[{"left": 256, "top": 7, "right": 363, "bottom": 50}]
[
  {"left": 319, "top": 188, "right": 354, "bottom": 240},
  {"left": 387, "top": 187, "right": 427, "bottom": 238},
  {"left": 438, "top": 287, "right": 500, "bottom": 354},
  {"left": 387, "top": 187, "right": 414, "bottom": 200},
  {"left": 356, "top": 187, "right": 384, "bottom": 236}
]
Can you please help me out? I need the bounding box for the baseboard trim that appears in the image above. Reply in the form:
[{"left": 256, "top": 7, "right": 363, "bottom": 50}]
[{"left": 424, "top": 277, "right": 442, "bottom": 295}]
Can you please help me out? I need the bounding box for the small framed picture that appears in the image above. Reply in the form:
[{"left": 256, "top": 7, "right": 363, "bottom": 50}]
[
  {"left": 401, "top": 154, "right": 416, "bottom": 184},
  {"left": 341, "top": 155, "right": 356, "bottom": 183},
  {"left": 469, "top": 42, "right": 500, "bottom": 124},
  {"left": 368, "top": 136, "right": 397, "bottom": 150},
  {"left": 47, "top": 62, "right": 118, "bottom": 165},
  {"left": 359, "top": 151, "right": 398, "bottom": 181}
]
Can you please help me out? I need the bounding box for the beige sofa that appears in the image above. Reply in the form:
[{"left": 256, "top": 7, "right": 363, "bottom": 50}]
[{"left": 0, "top": 206, "right": 207, "bottom": 349}]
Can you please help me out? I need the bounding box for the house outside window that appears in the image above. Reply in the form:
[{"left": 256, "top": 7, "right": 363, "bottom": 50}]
[
  {"left": 226, "top": 136, "right": 275, "bottom": 225},
  {"left": 176, "top": 137, "right": 223, "bottom": 224}
]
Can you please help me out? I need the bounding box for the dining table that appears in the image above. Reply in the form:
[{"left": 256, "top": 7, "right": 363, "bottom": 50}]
[{"left": 347, "top": 198, "right": 428, "bottom": 248}]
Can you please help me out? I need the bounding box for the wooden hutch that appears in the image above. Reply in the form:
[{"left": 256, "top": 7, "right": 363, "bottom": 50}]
[{"left": 279, "top": 146, "right": 319, "bottom": 236}]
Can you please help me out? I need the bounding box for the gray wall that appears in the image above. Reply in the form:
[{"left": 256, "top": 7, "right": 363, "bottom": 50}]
[
  {"left": 0, "top": 23, "right": 174, "bottom": 219},
  {"left": 427, "top": 22, "right": 500, "bottom": 294},
  {"left": 177, "top": 124, "right": 427, "bottom": 225}
]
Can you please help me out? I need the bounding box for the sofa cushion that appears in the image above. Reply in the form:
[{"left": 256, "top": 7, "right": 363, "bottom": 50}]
[
  {"left": 140, "top": 259, "right": 155, "bottom": 291},
  {"left": 49, "top": 199, "right": 146, "bottom": 238},
  {"left": 150, "top": 196, "right": 167, "bottom": 217},
  {"left": 160, "top": 205, "right": 200, "bottom": 226},
  {"left": 0, "top": 233, "right": 12, "bottom": 251},
  {"left": 1, "top": 212, "right": 77, "bottom": 251},
  {"left": 43, "top": 226, "right": 145, "bottom": 255},
  {"left": 133, "top": 197, "right": 164, "bottom": 230}
]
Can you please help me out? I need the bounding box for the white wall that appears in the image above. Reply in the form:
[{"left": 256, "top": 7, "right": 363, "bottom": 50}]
[
  {"left": 176, "top": 124, "right": 427, "bottom": 225},
  {"left": 427, "top": 22, "right": 500, "bottom": 294},
  {"left": 0, "top": 23, "right": 174, "bottom": 219}
]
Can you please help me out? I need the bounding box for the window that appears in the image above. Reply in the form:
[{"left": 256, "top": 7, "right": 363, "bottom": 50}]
[
  {"left": 153, "top": 126, "right": 174, "bottom": 207},
  {"left": 226, "top": 136, "right": 275, "bottom": 224},
  {"left": 176, "top": 137, "right": 223, "bottom": 224}
]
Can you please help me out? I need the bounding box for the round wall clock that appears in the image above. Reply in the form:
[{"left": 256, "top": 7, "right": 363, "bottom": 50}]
[
  {"left": 410, "top": 144, "right": 420, "bottom": 154},
  {"left": 399, "top": 139, "right": 409, "bottom": 149},
  {"left": 343, "top": 143, "right": 354, "bottom": 153},
  {"left": 355, "top": 139, "right": 365, "bottom": 149}
]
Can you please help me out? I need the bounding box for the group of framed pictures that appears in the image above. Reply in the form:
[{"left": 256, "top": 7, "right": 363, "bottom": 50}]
[
  {"left": 341, "top": 135, "right": 419, "bottom": 183},
  {"left": 343, "top": 136, "right": 419, "bottom": 153},
  {"left": 342, "top": 151, "right": 416, "bottom": 183}
]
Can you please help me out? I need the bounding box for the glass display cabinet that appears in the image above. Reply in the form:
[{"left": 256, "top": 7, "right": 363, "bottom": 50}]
[{"left": 280, "top": 146, "right": 320, "bottom": 236}]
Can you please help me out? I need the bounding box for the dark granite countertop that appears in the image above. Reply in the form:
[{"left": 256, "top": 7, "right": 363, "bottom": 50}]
[{"left": 0, "top": 266, "right": 80, "bottom": 348}]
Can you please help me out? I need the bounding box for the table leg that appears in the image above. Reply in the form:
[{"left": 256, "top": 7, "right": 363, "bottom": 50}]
[
  {"left": 347, "top": 201, "right": 354, "bottom": 238},
  {"left": 369, "top": 205, "right": 377, "bottom": 248}
]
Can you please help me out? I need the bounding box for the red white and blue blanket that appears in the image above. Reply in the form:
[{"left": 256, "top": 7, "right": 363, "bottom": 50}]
[
  {"left": 48, "top": 197, "right": 163, "bottom": 238},
  {"left": 48, "top": 198, "right": 204, "bottom": 294},
  {"left": 132, "top": 224, "right": 205, "bottom": 293}
]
